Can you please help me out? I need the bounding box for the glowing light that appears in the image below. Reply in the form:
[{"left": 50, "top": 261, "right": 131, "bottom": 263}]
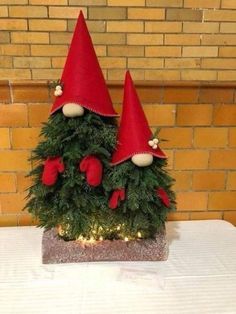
[
  {"left": 124, "top": 237, "right": 129, "bottom": 242},
  {"left": 58, "top": 225, "right": 64, "bottom": 236},
  {"left": 137, "top": 232, "right": 142, "bottom": 238},
  {"left": 76, "top": 235, "right": 96, "bottom": 245},
  {"left": 99, "top": 236, "right": 103, "bottom": 241},
  {"left": 117, "top": 225, "right": 121, "bottom": 231},
  {"left": 88, "top": 236, "right": 95, "bottom": 243}
]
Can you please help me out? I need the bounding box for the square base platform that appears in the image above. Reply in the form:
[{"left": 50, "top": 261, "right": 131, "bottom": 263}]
[{"left": 42, "top": 228, "right": 168, "bottom": 264}]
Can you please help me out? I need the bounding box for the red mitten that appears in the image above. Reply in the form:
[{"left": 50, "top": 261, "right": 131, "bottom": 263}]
[
  {"left": 42, "top": 157, "right": 65, "bottom": 186},
  {"left": 156, "top": 187, "right": 170, "bottom": 207},
  {"left": 109, "top": 188, "right": 125, "bottom": 209},
  {"left": 79, "top": 155, "right": 103, "bottom": 187}
]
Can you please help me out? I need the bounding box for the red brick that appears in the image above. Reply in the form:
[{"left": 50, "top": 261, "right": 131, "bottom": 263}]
[
  {"left": 194, "top": 127, "right": 228, "bottom": 148},
  {"left": 18, "top": 214, "right": 38, "bottom": 226},
  {"left": 229, "top": 128, "right": 236, "bottom": 147},
  {"left": 199, "top": 88, "right": 234, "bottom": 103},
  {"left": 209, "top": 192, "right": 236, "bottom": 210},
  {"left": 0, "top": 82, "right": 11, "bottom": 103},
  {"left": 166, "top": 8, "right": 202, "bottom": 21},
  {"left": 163, "top": 87, "right": 198, "bottom": 103},
  {"left": 227, "top": 172, "right": 236, "bottom": 190},
  {"left": 177, "top": 104, "right": 213, "bottom": 126},
  {"left": 224, "top": 211, "right": 236, "bottom": 226},
  {"left": 192, "top": 171, "right": 226, "bottom": 190},
  {"left": 0, "top": 128, "right": 10, "bottom": 148},
  {"left": 144, "top": 104, "right": 176, "bottom": 126},
  {"left": 167, "top": 212, "right": 190, "bottom": 221},
  {"left": 0, "top": 192, "right": 27, "bottom": 213},
  {"left": 0, "top": 173, "right": 16, "bottom": 192},
  {"left": 28, "top": 103, "right": 50, "bottom": 127},
  {"left": 16, "top": 172, "right": 33, "bottom": 192},
  {"left": 159, "top": 127, "right": 193, "bottom": 148},
  {"left": 0, "top": 104, "right": 28, "bottom": 127},
  {"left": 12, "top": 127, "right": 41, "bottom": 149},
  {"left": 175, "top": 150, "right": 209, "bottom": 170},
  {"left": 177, "top": 192, "right": 208, "bottom": 211},
  {"left": 213, "top": 104, "right": 236, "bottom": 126},
  {"left": 170, "top": 170, "right": 192, "bottom": 191},
  {"left": 209, "top": 150, "right": 236, "bottom": 169},
  {"left": 190, "top": 211, "right": 222, "bottom": 220},
  {"left": 0, "top": 215, "right": 17, "bottom": 227},
  {"left": 12, "top": 84, "right": 49, "bottom": 102}
]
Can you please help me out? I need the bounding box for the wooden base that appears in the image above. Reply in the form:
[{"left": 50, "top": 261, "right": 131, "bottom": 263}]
[{"left": 42, "top": 228, "right": 168, "bottom": 264}]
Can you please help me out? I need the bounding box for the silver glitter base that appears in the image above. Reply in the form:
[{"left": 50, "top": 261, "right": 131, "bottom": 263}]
[{"left": 42, "top": 228, "right": 168, "bottom": 264}]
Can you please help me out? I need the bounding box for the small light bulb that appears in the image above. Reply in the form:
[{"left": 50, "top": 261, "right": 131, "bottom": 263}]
[
  {"left": 99, "top": 236, "right": 103, "bottom": 241},
  {"left": 124, "top": 237, "right": 129, "bottom": 242},
  {"left": 137, "top": 232, "right": 142, "bottom": 238},
  {"left": 117, "top": 225, "right": 121, "bottom": 231}
]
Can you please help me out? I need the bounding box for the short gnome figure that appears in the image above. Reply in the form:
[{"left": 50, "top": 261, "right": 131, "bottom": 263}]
[
  {"left": 103, "top": 71, "right": 176, "bottom": 241},
  {"left": 26, "top": 11, "right": 118, "bottom": 241}
]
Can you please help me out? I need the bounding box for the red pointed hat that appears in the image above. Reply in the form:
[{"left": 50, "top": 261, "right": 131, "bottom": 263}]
[
  {"left": 51, "top": 11, "right": 117, "bottom": 117},
  {"left": 111, "top": 71, "right": 166, "bottom": 165}
]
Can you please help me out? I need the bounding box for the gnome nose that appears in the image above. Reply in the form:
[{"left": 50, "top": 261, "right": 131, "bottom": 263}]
[
  {"left": 131, "top": 153, "right": 153, "bottom": 167},
  {"left": 62, "top": 103, "right": 85, "bottom": 117}
]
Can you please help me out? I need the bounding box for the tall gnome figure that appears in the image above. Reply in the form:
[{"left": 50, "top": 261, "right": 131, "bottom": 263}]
[
  {"left": 104, "top": 71, "right": 176, "bottom": 241},
  {"left": 26, "top": 11, "right": 118, "bottom": 241}
]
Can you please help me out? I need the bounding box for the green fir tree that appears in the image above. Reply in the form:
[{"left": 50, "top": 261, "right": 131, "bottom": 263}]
[
  {"left": 26, "top": 11, "right": 121, "bottom": 242},
  {"left": 26, "top": 110, "right": 117, "bottom": 241},
  {"left": 102, "top": 71, "right": 176, "bottom": 241},
  {"left": 103, "top": 158, "right": 176, "bottom": 240}
]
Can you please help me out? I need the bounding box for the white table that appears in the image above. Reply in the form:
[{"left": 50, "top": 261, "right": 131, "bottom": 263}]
[{"left": 0, "top": 220, "right": 236, "bottom": 314}]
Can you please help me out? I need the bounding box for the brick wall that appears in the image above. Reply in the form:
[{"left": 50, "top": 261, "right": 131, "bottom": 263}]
[
  {"left": 0, "top": 1, "right": 236, "bottom": 226},
  {"left": 0, "top": 81, "right": 236, "bottom": 226},
  {"left": 0, "top": 0, "right": 236, "bottom": 80}
]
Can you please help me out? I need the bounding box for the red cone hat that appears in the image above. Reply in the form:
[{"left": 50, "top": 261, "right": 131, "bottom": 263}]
[
  {"left": 111, "top": 71, "right": 166, "bottom": 165},
  {"left": 51, "top": 11, "right": 117, "bottom": 117}
]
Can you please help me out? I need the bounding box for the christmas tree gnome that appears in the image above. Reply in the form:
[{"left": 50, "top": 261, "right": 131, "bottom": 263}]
[
  {"left": 104, "top": 71, "right": 176, "bottom": 241},
  {"left": 26, "top": 11, "right": 118, "bottom": 241}
]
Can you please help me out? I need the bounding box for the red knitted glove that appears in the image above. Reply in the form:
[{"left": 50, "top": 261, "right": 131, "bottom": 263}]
[
  {"left": 109, "top": 188, "right": 125, "bottom": 209},
  {"left": 156, "top": 187, "right": 170, "bottom": 207},
  {"left": 42, "top": 157, "right": 65, "bottom": 186},
  {"left": 79, "top": 155, "right": 103, "bottom": 187}
]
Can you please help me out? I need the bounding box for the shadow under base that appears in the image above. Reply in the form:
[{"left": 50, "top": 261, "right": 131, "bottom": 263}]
[{"left": 42, "top": 228, "right": 168, "bottom": 264}]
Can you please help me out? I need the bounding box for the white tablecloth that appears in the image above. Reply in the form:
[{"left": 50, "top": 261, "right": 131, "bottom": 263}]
[{"left": 0, "top": 220, "right": 236, "bottom": 314}]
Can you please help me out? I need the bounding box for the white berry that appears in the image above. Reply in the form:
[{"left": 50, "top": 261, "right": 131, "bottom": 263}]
[
  {"left": 56, "top": 85, "right": 62, "bottom": 90},
  {"left": 152, "top": 144, "right": 158, "bottom": 149},
  {"left": 153, "top": 138, "right": 159, "bottom": 144},
  {"left": 54, "top": 89, "right": 63, "bottom": 97},
  {"left": 148, "top": 140, "right": 154, "bottom": 147}
]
